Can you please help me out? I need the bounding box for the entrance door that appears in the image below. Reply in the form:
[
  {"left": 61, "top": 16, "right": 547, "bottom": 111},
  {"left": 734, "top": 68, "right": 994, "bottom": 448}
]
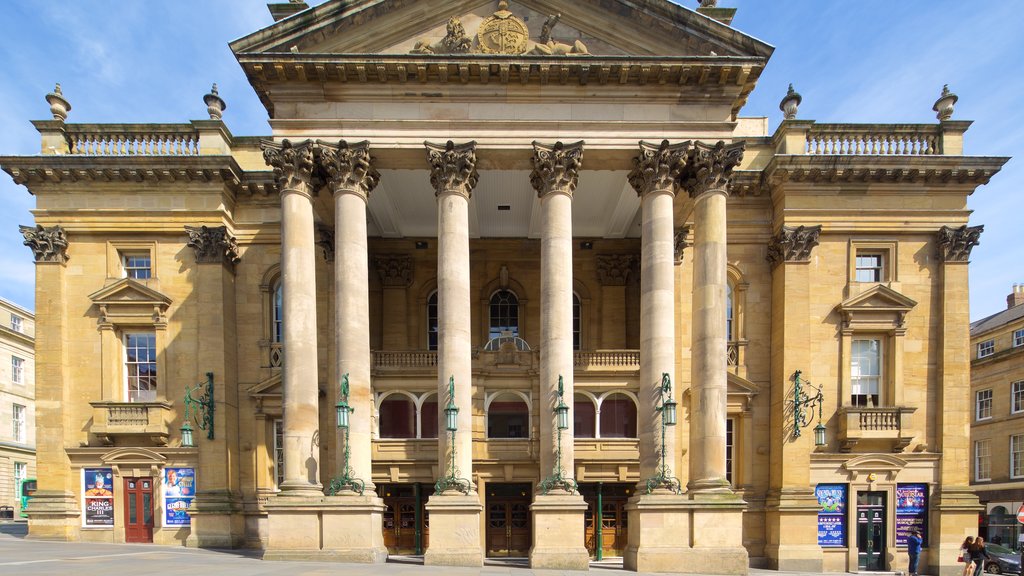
[
  {"left": 485, "top": 483, "right": 532, "bottom": 557},
  {"left": 123, "top": 477, "right": 154, "bottom": 543},
  {"left": 581, "top": 483, "right": 632, "bottom": 559},
  {"left": 857, "top": 491, "right": 886, "bottom": 571},
  {"left": 379, "top": 483, "right": 430, "bottom": 555}
]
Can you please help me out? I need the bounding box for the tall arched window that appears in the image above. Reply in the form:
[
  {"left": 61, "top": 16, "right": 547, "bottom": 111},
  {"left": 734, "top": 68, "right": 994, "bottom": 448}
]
[
  {"left": 599, "top": 393, "right": 637, "bottom": 438},
  {"left": 489, "top": 290, "right": 519, "bottom": 340},
  {"left": 726, "top": 283, "right": 734, "bottom": 342},
  {"left": 573, "top": 393, "right": 596, "bottom": 438},
  {"left": 572, "top": 293, "right": 582, "bottom": 350},
  {"left": 273, "top": 280, "right": 283, "bottom": 343},
  {"left": 420, "top": 393, "right": 438, "bottom": 439},
  {"left": 427, "top": 291, "right": 439, "bottom": 351},
  {"left": 487, "top": 392, "right": 529, "bottom": 439},
  {"left": 378, "top": 393, "right": 417, "bottom": 439}
]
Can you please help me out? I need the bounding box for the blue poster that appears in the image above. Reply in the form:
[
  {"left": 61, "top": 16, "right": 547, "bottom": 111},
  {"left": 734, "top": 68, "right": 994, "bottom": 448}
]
[
  {"left": 816, "top": 483, "right": 847, "bottom": 547},
  {"left": 83, "top": 468, "right": 115, "bottom": 527},
  {"left": 163, "top": 467, "right": 195, "bottom": 526},
  {"left": 896, "top": 484, "right": 928, "bottom": 546}
]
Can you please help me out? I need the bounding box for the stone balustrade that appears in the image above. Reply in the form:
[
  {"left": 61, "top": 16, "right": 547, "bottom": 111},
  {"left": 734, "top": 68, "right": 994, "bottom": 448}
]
[
  {"left": 89, "top": 400, "right": 174, "bottom": 446},
  {"left": 572, "top": 350, "right": 640, "bottom": 370},
  {"left": 837, "top": 405, "right": 916, "bottom": 453},
  {"left": 805, "top": 124, "right": 940, "bottom": 155},
  {"left": 373, "top": 350, "right": 439, "bottom": 369},
  {"left": 66, "top": 124, "right": 200, "bottom": 156}
]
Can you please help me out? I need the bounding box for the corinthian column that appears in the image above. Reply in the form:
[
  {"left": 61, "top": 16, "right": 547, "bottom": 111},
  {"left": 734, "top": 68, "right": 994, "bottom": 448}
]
[
  {"left": 262, "top": 139, "right": 322, "bottom": 496},
  {"left": 680, "top": 140, "right": 745, "bottom": 492},
  {"left": 317, "top": 140, "right": 380, "bottom": 492}
]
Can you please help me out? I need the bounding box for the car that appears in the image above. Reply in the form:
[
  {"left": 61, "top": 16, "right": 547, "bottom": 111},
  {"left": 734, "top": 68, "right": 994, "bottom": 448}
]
[{"left": 984, "top": 543, "right": 1022, "bottom": 575}]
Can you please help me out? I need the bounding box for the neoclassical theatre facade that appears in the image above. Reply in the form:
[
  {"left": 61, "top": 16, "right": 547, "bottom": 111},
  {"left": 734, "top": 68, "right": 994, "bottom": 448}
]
[{"left": 0, "top": 1, "right": 1009, "bottom": 574}]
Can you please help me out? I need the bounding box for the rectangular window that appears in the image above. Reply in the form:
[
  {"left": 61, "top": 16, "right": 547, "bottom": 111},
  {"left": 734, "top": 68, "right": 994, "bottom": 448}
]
[
  {"left": 976, "top": 389, "right": 992, "bottom": 421},
  {"left": 851, "top": 339, "right": 881, "bottom": 406},
  {"left": 11, "top": 357, "right": 24, "bottom": 385},
  {"left": 13, "top": 404, "right": 25, "bottom": 443},
  {"left": 10, "top": 314, "right": 22, "bottom": 333},
  {"left": 273, "top": 419, "right": 284, "bottom": 490},
  {"left": 124, "top": 332, "right": 157, "bottom": 402},
  {"left": 975, "top": 439, "right": 991, "bottom": 481},
  {"left": 977, "top": 340, "right": 995, "bottom": 358},
  {"left": 1012, "top": 435, "right": 1024, "bottom": 479},
  {"left": 1013, "top": 381, "right": 1024, "bottom": 414},
  {"left": 855, "top": 253, "right": 884, "bottom": 283},
  {"left": 726, "top": 418, "right": 734, "bottom": 486},
  {"left": 14, "top": 462, "right": 26, "bottom": 499},
  {"left": 1014, "top": 329, "right": 1024, "bottom": 348},
  {"left": 121, "top": 251, "right": 152, "bottom": 280}
]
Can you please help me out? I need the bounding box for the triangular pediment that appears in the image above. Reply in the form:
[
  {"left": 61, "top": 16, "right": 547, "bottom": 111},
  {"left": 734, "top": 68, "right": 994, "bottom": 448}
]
[
  {"left": 839, "top": 284, "right": 917, "bottom": 313},
  {"left": 249, "top": 372, "right": 282, "bottom": 397},
  {"left": 89, "top": 278, "right": 173, "bottom": 307}
]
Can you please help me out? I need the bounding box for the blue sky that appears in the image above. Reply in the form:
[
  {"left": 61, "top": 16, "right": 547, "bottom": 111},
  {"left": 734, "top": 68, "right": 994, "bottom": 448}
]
[{"left": 0, "top": 1, "right": 1019, "bottom": 321}]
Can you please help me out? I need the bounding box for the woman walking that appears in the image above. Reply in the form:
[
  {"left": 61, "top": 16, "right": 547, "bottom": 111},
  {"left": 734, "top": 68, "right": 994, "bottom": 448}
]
[
  {"left": 960, "top": 536, "right": 975, "bottom": 576},
  {"left": 967, "top": 536, "right": 991, "bottom": 576}
]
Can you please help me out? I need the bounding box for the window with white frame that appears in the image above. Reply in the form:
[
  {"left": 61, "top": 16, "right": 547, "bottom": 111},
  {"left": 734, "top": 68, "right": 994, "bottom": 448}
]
[
  {"left": 726, "top": 418, "right": 735, "bottom": 486},
  {"left": 855, "top": 253, "right": 884, "bottom": 283},
  {"left": 488, "top": 290, "right": 519, "bottom": 340},
  {"left": 851, "top": 339, "right": 882, "bottom": 406},
  {"left": 1012, "top": 381, "right": 1024, "bottom": 414},
  {"left": 1014, "top": 329, "right": 1024, "bottom": 348},
  {"left": 13, "top": 404, "right": 25, "bottom": 443},
  {"left": 272, "top": 281, "right": 283, "bottom": 344},
  {"left": 11, "top": 357, "right": 24, "bottom": 385},
  {"left": 427, "top": 291, "right": 438, "bottom": 351},
  {"left": 124, "top": 332, "right": 157, "bottom": 402},
  {"left": 975, "top": 439, "right": 991, "bottom": 481},
  {"left": 14, "top": 462, "right": 27, "bottom": 499},
  {"left": 976, "top": 389, "right": 993, "bottom": 421},
  {"left": 273, "top": 419, "right": 284, "bottom": 489},
  {"left": 120, "top": 251, "right": 152, "bottom": 280},
  {"left": 10, "top": 314, "right": 22, "bottom": 333},
  {"left": 572, "top": 293, "right": 582, "bottom": 351},
  {"left": 978, "top": 339, "right": 995, "bottom": 358},
  {"left": 726, "top": 284, "right": 734, "bottom": 341},
  {"left": 1011, "top": 435, "right": 1024, "bottom": 479}
]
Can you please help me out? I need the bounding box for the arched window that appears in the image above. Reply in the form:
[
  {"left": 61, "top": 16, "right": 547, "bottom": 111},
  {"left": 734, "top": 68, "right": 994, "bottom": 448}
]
[
  {"left": 573, "top": 393, "right": 596, "bottom": 438},
  {"left": 726, "top": 283, "right": 734, "bottom": 342},
  {"left": 420, "top": 393, "right": 438, "bottom": 439},
  {"left": 489, "top": 290, "right": 519, "bottom": 340},
  {"left": 487, "top": 392, "right": 529, "bottom": 439},
  {"left": 378, "top": 394, "right": 417, "bottom": 439},
  {"left": 273, "top": 280, "right": 283, "bottom": 343},
  {"left": 573, "top": 293, "right": 582, "bottom": 350},
  {"left": 427, "top": 291, "right": 439, "bottom": 351},
  {"left": 599, "top": 393, "right": 637, "bottom": 438}
]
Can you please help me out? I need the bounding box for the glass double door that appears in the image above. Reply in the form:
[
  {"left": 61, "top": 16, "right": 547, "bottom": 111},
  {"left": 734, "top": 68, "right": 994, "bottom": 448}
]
[
  {"left": 485, "top": 483, "right": 532, "bottom": 558},
  {"left": 581, "top": 483, "right": 632, "bottom": 559},
  {"left": 378, "top": 484, "right": 430, "bottom": 555},
  {"left": 857, "top": 491, "right": 887, "bottom": 571}
]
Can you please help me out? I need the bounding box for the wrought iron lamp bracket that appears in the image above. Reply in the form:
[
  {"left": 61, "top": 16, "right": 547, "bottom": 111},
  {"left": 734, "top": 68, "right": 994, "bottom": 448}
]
[
  {"left": 183, "top": 372, "right": 215, "bottom": 440},
  {"left": 435, "top": 376, "right": 473, "bottom": 495},
  {"left": 539, "top": 375, "right": 578, "bottom": 495},
  {"left": 792, "top": 369, "right": 824, "bottom": 439},
  {"left": 643, "top": 372, "right": 682, "bottom": 495},
  {"left": 328, "top": 373, "right": 366, "bottom": 495}
]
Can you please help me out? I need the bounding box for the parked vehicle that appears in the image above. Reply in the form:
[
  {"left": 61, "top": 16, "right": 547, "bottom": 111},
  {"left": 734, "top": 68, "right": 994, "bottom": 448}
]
[
  {"left": 18, "top": 478, "right": 36, "bottom": 518},
  {"left": 985, "top": 543, "right": 1022, "bottom": 575}
]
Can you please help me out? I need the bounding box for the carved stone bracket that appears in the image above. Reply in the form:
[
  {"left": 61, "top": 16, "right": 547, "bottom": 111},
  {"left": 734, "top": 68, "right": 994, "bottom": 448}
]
[
  {"left": 315, "top": 225, "right": 334, "bottom": 262},
  {"left": 374, "top": 255, "right": 413, "bottom": 287},
  {"left": 596, "top": 254, "right": 635, "bottom": 286},
  {"left": 315, "top": 140, "right": 380, "bottom": 199},
  {"left": 766, "top": 225, "right": 822, "bottom": 267},
  {"left": 674, "top": 226, "right": 691, "bottom": 265},
  {"left": 185, "top": 225, "right": 241, "bottom": 266},
  {"left": 261, "top": 139, "right": 315, "bottom": 194},
  {"left": 628, "top": 140, "right": 690, "bottom": 197},
  {"left": 19, "top": 224, "right": 69, "bottom": 263},
  {"left": 680, "top": 140, "right": 746, "bottom": 198},
  {"left": 530, "top": 141, "right": 584, "bottom": 197},
  {"left": 425, "top": 140, "right": 479, "bottom": 198},
  {"left": 937, "top": 224, "right": 983, "bottom": 262}
]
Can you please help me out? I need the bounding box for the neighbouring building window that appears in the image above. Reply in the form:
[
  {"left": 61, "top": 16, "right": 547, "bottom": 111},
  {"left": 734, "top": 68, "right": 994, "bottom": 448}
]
[
  {"left": 11, "top": 357, "right": 24, "bottom": 385},
  {"left": 726, "top": 418, "right": 735, "bottom": 485},
  {"left": 427, "top": 291, "right": 438, "bottom": 351},
  {"left": 726, "top": 284, "right": 734, "bottom": 341},
  {"left": 975, "top": 439, "right": 991, "bottom": 481},
  {"left": 851, "top": 339, "right": 881, "bottom": 407},
  {"left": 124, "top": 332, "right": 157, "bottom": 402},
  {"left": 1011, "top": 435, "right": 1024, "bottom": 479},
  {"left": 573, "top": 394, "right": 596, "bottom": 439},
  {"left": 978, "top": 339, "right": 995, "bottom": 358},
  {"left": 572, "top": 293, "right": 582, "bottom": 351},
  {"left": 1014, "top": 328, "right": 1024, "bottom": 348},
  {"left": 599, "top": 393, "right": 637, "bottom": 438},
  {"left": 378, "top": 394, "right": 417, "bottom": 439},
  {"left": 272, "top": 281, "right": 283, "bottom": 343},
  {"left": 13, "top": 404, "right": 26, "bottom": 443},
  {"left": 488, "top": 290, "right": 519, "bottom": 340},
  {"left": 487, "top": 392, "right": 529, "bottom": 439},
  {"left": 121, "top": 251, "right": 152, "bottom": 280},
  {"left": 855, "top": 253, "right": 884, "bottom": 282},
  {"left": 273, "top": 419, "right": 283, "bottom": 489},
  {"left": 10, "top": 314, "right": 22, "bottom": 333},
  {"left": 976, "top": 389, "right": 993, "bottom": 421},
  {"left": 14, "top": 462, "right": 26, "bottom": 499},
  {"left": 1013, "top": 381, "right": 1024, "bottom": 414}
]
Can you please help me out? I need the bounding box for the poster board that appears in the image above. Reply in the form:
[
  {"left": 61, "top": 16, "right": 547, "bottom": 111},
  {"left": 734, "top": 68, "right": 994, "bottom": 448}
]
[
  {"left": 816, "top": 483, "right": 847, "bottom": 547},
  {"left": 896, "top": 483, "right": 928, "bottom": 547},
  {"left": 82, "top": 468, "right": 115, "bottom": 528},
  {"left": 162, "top": 467, "right": 195, "bottom": 526}
]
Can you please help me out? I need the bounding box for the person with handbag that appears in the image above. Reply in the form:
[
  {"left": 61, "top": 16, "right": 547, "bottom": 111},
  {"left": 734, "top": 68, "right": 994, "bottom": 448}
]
[
  {"left": 960, "top": 536, "right": 976, "bottom": 576},
  {"left": 968, "top": 536, "right": 991, "bottom": 576}
]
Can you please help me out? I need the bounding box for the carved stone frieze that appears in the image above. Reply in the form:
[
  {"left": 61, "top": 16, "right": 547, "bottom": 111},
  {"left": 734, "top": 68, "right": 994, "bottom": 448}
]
[
  {"left": 530, "top": 141, "right": 584, "bottom": 197},
  {"left": 410, "top": 2, "right": 588, "bottom": 56},
  {"left": 411, "top": 17, "right": 472, "bottom": 54},
  {"left": 628, "top": 140, "right": 690, "bottom": 197},
  {"left": 19, "top": 224, "right": 69, "bottom": 263},
  {"left": 425, "top": 140, "right": 479, "bottom": 198},
  {"left": 680, "top": 140, "right": 746, "bottom": 198},
  {"left": 261, "top": 138, "right": 315, "bottom": 193},
  {"left": 596, "top": 254, "right": 635, "bottom": 286},
  {"left": 766, "top": 225, "right": 822, "bottom": 267},
  {"left": 315, "top": 140, "right": 380, "bottom": 199},
  {"left": 185, "top": 225, "right": 241, "bottom": 266},
  {"left": 374, "top": 255, "right": 413, "bottom": 287},
  {"left": 674, "top": 226, "right": 691, "bottom": 265},
  {"left": 937, "top": 224, "right": 983, "bottom": 262},
  {"left": 315, "top": 225, "right": 334, "bottom": 262}
]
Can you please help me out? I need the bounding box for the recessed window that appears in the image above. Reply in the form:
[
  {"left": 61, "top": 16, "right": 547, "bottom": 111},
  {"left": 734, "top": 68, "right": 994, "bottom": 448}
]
[
  {"left": 11, "top": 357, "right": 24, "bottom": 385},
  {"left": 1014, "top": 329, "right": 1024, "bottom": 348},
  {"left": 726, "top": 418, "right": 735, "bottom": 486},
  {"left": 14, "top": 462, "right": 27, "bottom": 497},
  {"left": 572, "top": 293, "right": 582, "bottom": 351},
  {"left": 1013, "top": 381, "right": 1024, "bottom": 414},
  {"left": 124, "top": 332, "right": 157, "bottom": 402},
  {"left": 599, "top": 393, "right": 637, "bottom": 438},
  {"left": 488, "top": 290, "right": 519, "bottom": 341},
  {"left": 427, "top": 291, "right": 438, "bottom": 351},
  {"left": 10, "top": 315, "right": 22, "bottom": 333},
  {"left": 573, "top": 394, "right": 595, "bottom": 439},
  {"left": 976, "top": 389, "right": 993, "bottom": 421},
  {"left": 1012, "top": 435, "right": 1024, "bottom": 479},
  {"left": 978, "top": 340, "right": 995, "bottom": 359},
  {"left": 272, "top": 281, "right": 283, "bottom": 344},
  {"left": 855, "top": 253, "right": 884, "bottom": 283},
  {"left": 121, "top": 251, "right": 152, "bottom": 280},
  {"left": 975, "top": 439, "right": 991, "bottom": 481},
  {"left": 378, "top": 395, "right": 416, "bottom": 439},
  {"left": 487, "top": 392, "right": 529, "bottom": 439},
  {"left": 12, "top": 404, "right": 25, "bottom": 443},
  {"left": 421, "top": 394, "right": 438, "bottom": 439},
  {"left": 851, "top": 339, "right": 881, "bottom": 407},
  {"left": 273, "top": 419, "right": 284, "bottom": 490},
  {"left": 726, "top": 284, "right": 734, "bottom": 341}
]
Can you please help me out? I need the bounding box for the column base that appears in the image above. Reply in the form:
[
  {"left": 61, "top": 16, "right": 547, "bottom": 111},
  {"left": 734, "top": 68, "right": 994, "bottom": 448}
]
[
  {"left": 764, "top": 488, "right": 823, "bottom": 572},
  {"left": 263, "top": 492, "right": 388, "bottom": 563},
  {"left": 688, "top": 491, "right": 749, "bottom": 575},
  {"left": 185, "top": 490, "right": 245, "bottom": 549},
  {"left": 25, "top": 490, "right": 81, "bottom": 542},
  {"left": 933, "top": 486, "right": 984, "bottom": 576},
  {"left": 529, "top": 492, "right": 590, "bottom": 570},
  {"left": 624, "top": 492, "right": 690, "bottom": 573},
  {"left": 423, "top": 493, "right": 483, "bottom": 567}
]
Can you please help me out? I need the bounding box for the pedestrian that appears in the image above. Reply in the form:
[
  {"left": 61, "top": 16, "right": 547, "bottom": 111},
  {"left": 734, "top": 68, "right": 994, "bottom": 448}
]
[
  {"left": 967, "top": 536, "right": 991, "bottom": 576},
  {"left": 960, "top": 536, "right": 975, "bottom": 576},
  {"left": 907, "top": 529, "right": 923, "bottom": 576}
]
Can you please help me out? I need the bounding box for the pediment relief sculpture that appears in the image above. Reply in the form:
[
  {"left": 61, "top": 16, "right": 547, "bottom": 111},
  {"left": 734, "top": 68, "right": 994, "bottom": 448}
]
[{"left": 411, "top": 2, "right": 589, "bottom": 56}]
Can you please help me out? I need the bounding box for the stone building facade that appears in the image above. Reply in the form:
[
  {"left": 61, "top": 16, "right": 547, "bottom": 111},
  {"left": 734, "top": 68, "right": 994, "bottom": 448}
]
[
  {"left": 0, "top": 297, "right": 35, "bottom": 519},
  {"left": 0, "top": 1, "right": 1010, "bottom": 574},
  {"left": 970, "top": 285, "right": 1024, "bottom": 550}
]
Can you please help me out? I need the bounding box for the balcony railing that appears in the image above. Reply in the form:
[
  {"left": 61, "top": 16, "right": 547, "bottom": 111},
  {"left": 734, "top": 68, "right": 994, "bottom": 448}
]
[
  {"left": 373, "top": 350, "right": 438, "bottom": 369},
  {"left": 805, "top": 124, "right": 940, "bottom": 156},
  {"left": 90, "top": 401, "right": 173, "bottom": 446},
  {"left": 66, "top": 124, "right": 200, "bottom": 156},
  {"left": 573, "top": 350, "right": 640, "bottom": 370},
  {"left": 838, "top": 405, "right": 916, "bottom": 453}
]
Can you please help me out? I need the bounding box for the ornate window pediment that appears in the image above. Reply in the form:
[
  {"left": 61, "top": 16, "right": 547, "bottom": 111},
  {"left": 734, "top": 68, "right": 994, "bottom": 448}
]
[
  {"left": 89, "top": 278, "right": 172, "bottom": 326},
  {"left": 837, "top": 284, "right": 917, "bottom": 329}
]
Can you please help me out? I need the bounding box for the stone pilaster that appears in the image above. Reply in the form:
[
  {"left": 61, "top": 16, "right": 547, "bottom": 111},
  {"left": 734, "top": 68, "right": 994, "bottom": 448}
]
[
  {"left": 596, "top": 254, "right": 635, "bottom": 349},
  {"left": 529, "top": 141, "right": 589, "bottom": 570},
  {"left": 374, "top": 254, "right": 413, "bottom": 349}
]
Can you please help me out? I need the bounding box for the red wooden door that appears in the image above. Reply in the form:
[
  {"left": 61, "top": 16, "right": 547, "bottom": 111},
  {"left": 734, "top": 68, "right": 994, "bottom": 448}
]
[{"left": 123, "top": 477, "right": 154, "bottom": 543}]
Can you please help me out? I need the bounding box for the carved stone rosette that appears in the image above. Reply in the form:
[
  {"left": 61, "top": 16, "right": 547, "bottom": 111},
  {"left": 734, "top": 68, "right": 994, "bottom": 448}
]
[
  {"left": 425, "top": 140, "right": 479, "bottom": 198},
  {"left": 937, "top": 224, "right": 983, "bottom": 262},
  {"left": 19, "top": 224, "right": 69, "bottom": 263},
  {"left": 315, "top": 140, "right": 380, "bottom": 200},
  {"left": 596, "top": 254, "right": 635, "bottom": 286},
  {"left": 261, "top": 139, "right": 315, "bottom": 194},
  {"left": 628, "top": 140, "right": 691, "bottom": 197},
  {"left": 315, "top": 225, "right": 335, "bottom": 262},
  {"left": 680, "top": 140, "right": 746, "bottom": 198},
  {"left": 185, "top": 225, "right": 241, "bottom": 266},
  {"left": 674, "top": 226, "right": 691, "bottom": 265},
  {"left": 766, "top": 225, "right": 822, "bottom": 267},
  {"left": 530, "top": 141, "right": 584, "bottom": 197},
  {"left": 374, "top": 255, "right": 413, "bottom": 287}
]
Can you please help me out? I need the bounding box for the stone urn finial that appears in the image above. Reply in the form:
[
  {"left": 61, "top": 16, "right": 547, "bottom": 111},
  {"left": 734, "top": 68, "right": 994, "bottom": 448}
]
[
  {"left": 779, "top": 83, "right": 802, "bottom": 120},
  {"left": 45, "top": 83, "right": 71, "bottom": 122},
  {"left": 204, "top": 83, "right": 227, "bottom": 120},
  {"left": 699, "top": 0, "right": 719, "bottom": 7},
  {"left": 933, "top": 84, "right": 958, "bottom": 121}
]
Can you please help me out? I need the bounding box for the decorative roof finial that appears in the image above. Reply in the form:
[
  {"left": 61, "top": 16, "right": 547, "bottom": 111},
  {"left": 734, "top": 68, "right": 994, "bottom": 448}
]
[
  {"left": 779, "top": 83, "right": 802, "bottom": 120},
  {"left": 699, "top": 0, "right": 719, "bottom": 7},
  {"left": 932, "top": 84, "right": 958, "bottom": 121},
  {"left": 45, "top": 83, "right": 71, "bottom": 122},
  {"left": 498, "top": 0, "right": 509, "bottom": 10},
  {"left": 204, "top": 83, "right": 227, "bottom": 120}
]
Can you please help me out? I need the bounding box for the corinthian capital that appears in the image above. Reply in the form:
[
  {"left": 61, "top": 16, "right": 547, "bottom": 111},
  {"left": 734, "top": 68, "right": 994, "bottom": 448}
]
[
  {"left": 315, "top": 140, "right": 380, "bottom": 200},
  {"left": 937, "top": 224, "right": 983, "bottom": 262},
  {"left": 530, "top": 141, "right": 584, "bottom": 197},
  {"left": 680, "top": 140, "right": 745, "bottom": 198},
  {"left": 425, "top": 140, "right": 479, "bottom": 198},
  {"left": 19, "top": 224, "right": 69, "bottom": 263},
  {"left": 628, "top": 140, "right": 690, "bottom": 197},
  {"left": 766, "top": 225, "right": 822, "bottom": 267},
  {"left": 185, "top": 225, "right": 241, "bottom": 266},
  {"left": 374, "top": 255, "right": 414, "bottom": 287},
  {"left": 596, "top": 254, "right": 635, "bottom": 286},
  {"left": 261, "top": 139, "right": 315, "bottom": 194}
]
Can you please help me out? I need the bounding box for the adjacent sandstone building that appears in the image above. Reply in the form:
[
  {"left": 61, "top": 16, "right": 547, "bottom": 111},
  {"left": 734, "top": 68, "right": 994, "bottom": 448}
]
[
  {"left": 0, "top": 298, "right": 35, "bottom": 519},
  {"left": 0, "top": 1, "right": 1010, "bottom": 574}
]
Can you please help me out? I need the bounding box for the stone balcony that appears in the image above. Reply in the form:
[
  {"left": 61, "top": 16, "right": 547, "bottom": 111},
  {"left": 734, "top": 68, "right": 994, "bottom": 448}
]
[
  {"left": 90, "top": 401, "right": 174, "bottom": 446},
  {"left": 837, "top": 406, "right": 916, "bottom": 453}
]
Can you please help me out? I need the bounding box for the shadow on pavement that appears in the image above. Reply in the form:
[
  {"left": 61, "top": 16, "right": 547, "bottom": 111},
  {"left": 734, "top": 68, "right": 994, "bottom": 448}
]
[{"left": 0, "top": 522, "right": 28, "bottom": 538}]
